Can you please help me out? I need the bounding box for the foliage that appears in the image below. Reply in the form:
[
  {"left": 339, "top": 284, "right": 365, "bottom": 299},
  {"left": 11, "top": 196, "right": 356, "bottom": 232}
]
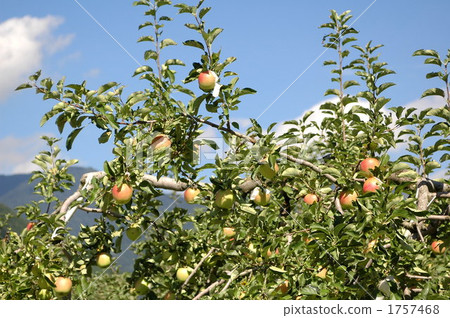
[{"left": 2, "top": 1, "right": 449, "bottom": 300}]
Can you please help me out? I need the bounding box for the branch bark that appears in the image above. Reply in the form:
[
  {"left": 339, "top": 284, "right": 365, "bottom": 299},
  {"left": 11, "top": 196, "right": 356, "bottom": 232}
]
[
  {"left": 193, "top": 269, "right": 253, "bottom": 300},
  {"left": 181, "top": 247, "right": 216, "bottom": 289}
]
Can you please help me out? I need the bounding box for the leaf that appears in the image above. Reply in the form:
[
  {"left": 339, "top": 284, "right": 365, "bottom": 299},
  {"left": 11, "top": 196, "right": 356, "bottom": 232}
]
[
  {"left": 160, "top": 38, "right": 177, "bottom": 49},
  {"left": 144, "top": 50, "right": 158, "bottom": 60},
  {"left": 199, "top": 7, "right": 211, "bottom": 19},
  {"left": 66, "top": 128, "right": 83, "bottom": 151},
  {"left": 97, "top": 82, "right": 117, "bottom": 95},
  {"left": 281, "top": 168, "right": 301, "bottom": 177},
  {"left": 322, "top": 167, "right": 341, "bottom": 177},
  {"left": 15, "top": 83, "right": 32, "bottom": 91},
  {"left": 269, "top": 266, "right": 286, "bottom": 273},
  {"left": 324, "top": 89, "right": 340, "bottom": 96},
  {"left": 391, "top": 162, "right": 411, "bottom": 173},
  {"left": 133, "top": 65, "right": 153, "bottom": 76},
  {"left": 183, "top": 40, "right": 205, "bottom": 51},
  {"left": 241, "top": 206, "right": 257, "bottom": 215},
  {"left": 137, "top": 35, "right": 155, "bottom": 42},
  {"left": 207, "top": 28, "right": 223, "bottom": 45},
  {"left": 421, "top": 88, "right": 445, "bottom": 98},
  {"left": 413, "top": 49, "right": 440, "bottom": 58},
  {"left": 343, "top": 80, "right": 359, "bottom": 89}
]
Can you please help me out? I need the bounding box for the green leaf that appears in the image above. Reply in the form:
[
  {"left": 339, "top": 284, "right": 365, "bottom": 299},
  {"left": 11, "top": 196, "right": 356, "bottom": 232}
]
[
  {"left": 281, "top": 168, "right": 301, "bottom": 177},
  {"left": 133, "top": 65, "right": 153, "bottom": 77},
  {"left": 66, "top": 128, "right": 83, "bottom": 150},
  {"left": 144, "top": 50, "right": 158, "bottom": 60},
  {"left": 160, "top": 38, "right": 177, "bottom": 49},
  {"left": 15, "top": 83, "right": 32, "bottom": 91},
  {"left": 322, "top": 167, "right": 341, "bottom": 177},
  {"left": 343, "top": 80, "right": 359, "bottom": 89},
  {"left": 391, "top": 162, "right": 411, "bottom": 173},
  {"left": 137, "top": 35, "right": 155, "bottom": 42},
  {"left": 183, "top": 40, "right": 204, "bottom": 51},
  {"left": 413, "top": 49, "right": 440, "bottom": 58},
  {"left": 97, "top": 82, "right": 117, "bottom": 95},
  {"left": 324, "top": 89, "right": 340, "bottom": 96},
  {"left": 269, "top": 266, "right": 286, "bottom": 273},
  {"left": 207, "top": 28, "right": 223, "bottom": 45},
  {"left": 199, "top": 7, "right": 211, "bottom": 19},
  {"left": 421, "top": 88, "right": 445, "bottom": 98}
]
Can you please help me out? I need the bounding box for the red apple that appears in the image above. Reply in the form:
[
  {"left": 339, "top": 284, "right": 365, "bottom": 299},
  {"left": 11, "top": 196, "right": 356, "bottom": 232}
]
[
  {"left": 304, "top": 194, "right": 319, "bottom": 205},
  {"left": 223, "top": 227, "right": 236, "bottom": 238},
  {"left": 54, "top": 277, "right": 72, "bottom": 294},
  {"left": 214, "top": 189, "right": 235, "bottom": 209},
  {"left": 251, "top": 187, "right": 270, "bottom": 206},
  {"left": 26, "top": 222, "right": 35, "bottom": 231},
  {"left": 184, "top": 188, "right": 200, "bottom": 204},
  {"left": 150, "top": 134, "right": 172, "bottom": 151},
  {"left": 363, "top": 177, "right": 382, "bottom": 193},
  {"left": 266, "top": 248, "right": 280, "bottom": 258},
  {"left": 111, "top": 184, "right": 133, "bottom": 204},
  {"left": 198, "top": 70, "right": 217, "bottom": 91},
  {"left": 431, "top": 240, "right": 446, "bottom": 254},
  {"left": 96, "top": 252, "right": 112, "bottom": 268},
  {"left": 359, "top": 158, "right": 380, "bottom": 177},
  {"left": 339, "top": 190, "right": 358, "bottom": 209}
]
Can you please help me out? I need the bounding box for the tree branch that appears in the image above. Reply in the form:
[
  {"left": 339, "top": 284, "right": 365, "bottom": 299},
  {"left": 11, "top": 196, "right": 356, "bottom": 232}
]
[
  {"left": 181, "top": 247, "right": 216, "bottom": 289},
  {"left": 193, "top": 269, "right": 253, "bottom": 300}
]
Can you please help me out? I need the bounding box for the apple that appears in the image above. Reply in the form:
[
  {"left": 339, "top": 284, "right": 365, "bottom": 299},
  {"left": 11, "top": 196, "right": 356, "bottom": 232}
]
[
  {"left": 126, "top": 225, "right": 142, "bottom": 241},
  {"left": 96, "top": 252, "right": 112, "bottom": 268},
  {"left": 163, "top": 292, "right": 176, "bottom": 300},
  {"left": 26, "top": 222, "right": 35, "bottom": 231},
  {"left": 258, "top": 162, "right": 279, "bottom": 180},
  {"left": 223, "top": 227, "right": 236, "bottom": 238},
  {"left": 135, "top": 277, "right": 150, "bottom": 295},
  {"left": 184, "top": 188, "right": 200, "bottom": 204},
  {"left": 339, "top": 190, "right": 358, "bottom": 209},
  {"left": 214, "top": 189, "right": 235, "bottom": 209},
  {"left": 316, "top": 268, "right": 327, "bottom": 279},
  {"left": 54, "top": 277, "right": 72, "bottom": 295},
  {"left": 176, "top": 267, "right": 190, "bottom": 282},
  {"left": 303, "top": 193, "right": 319, "bottom": 205},
  {"left": 431, "top": 240, "right": 446, "bottom": 254},
  {"left": 273, "top": 280, "right": 289, "bottom": 295},
  {"left": 359, "top": 158, "right": 380, "bottom": 177},
  {"left": 266, "top": 248, "right": 280, "bottom": 258},
  {"left": 363, "top": 177, "right": 382, "bottom": 193},
  {"left": 150, "top": 134, "right": 172, "bottom": 151},
  {"left": 111, "top": 184, "right": 133, "bottom": 204},
  {"left": 363, "top": 239, "right": 377, "bottom": 254},
  {"left": 251, "top": 187, "right": 270, "bottom": 206},
  {"left": 198, "top": 70, "right": 217, "bottom": 91}
]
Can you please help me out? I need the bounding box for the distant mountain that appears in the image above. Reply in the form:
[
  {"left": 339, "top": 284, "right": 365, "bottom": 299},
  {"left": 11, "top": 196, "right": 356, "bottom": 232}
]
[{"left": 0, "top": 167, "right": 200, "bottom": 272}]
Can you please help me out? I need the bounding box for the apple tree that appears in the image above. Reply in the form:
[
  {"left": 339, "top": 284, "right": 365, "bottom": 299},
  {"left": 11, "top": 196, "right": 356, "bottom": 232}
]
[{"left": 1, "top": 0, "right": 449, "bottom": 299}]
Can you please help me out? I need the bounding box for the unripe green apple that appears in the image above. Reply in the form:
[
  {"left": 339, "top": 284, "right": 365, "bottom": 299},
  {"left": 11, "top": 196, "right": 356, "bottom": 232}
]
[
  {"left": 223, "top": 227, "right": 236, "bottom": 238},
  {"left": 303, "top": 193, "right": 319, "bottom": 205},
  {"left": 135, "top": 277, "right": 150, "bottom": 295},
  {"left": 96, "top": 252, "right": 112, "bottom": 268},
  {"left": 363, "top": 177, "right": 382, "bottom": 193},
  {"left": 111, "top": 184, "right": 133, "bottom": 204},
  {"left": 359, "top": 158, "right": 380, "bottom": 177},
  {"left": 431, "top": 240, "right": 446, "bottom": 254},
  {"left": 214, "top": 189, "right": 235, "bottom": 209},
  {"left": 198, "top": 70, "right": 217, "bottom": 91},
  {"left": 339, "top": 190, "right": 358, "bottom": 209},
  {"left": 176, "top": 267, "right": 190, "bottom": 282},
  {"left": 150, "top": 134, "right": 172, "bottom": 151},
  {"left": 54, "top": 277, "right": 72, "bottom": 295},
  {"left": 184, "top": 187, "right": 200, "bottom": 204},
  {"left": 126, "top": 225, "right": 142, "bottom": 241}
]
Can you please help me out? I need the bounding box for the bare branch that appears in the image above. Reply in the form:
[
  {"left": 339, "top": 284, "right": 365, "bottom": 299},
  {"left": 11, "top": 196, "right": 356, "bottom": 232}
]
[
  {"left": 193, "top": 269, "right": 253, "bottom": 300},
  {"left": 280, "top": 153, "right": 338, "bottom": 184},
  {"left": 406, "top": 273, "right": 432, "bottom": 280},
  {"left": 182, "top": 247, "right": 216, "bottom": 289}
]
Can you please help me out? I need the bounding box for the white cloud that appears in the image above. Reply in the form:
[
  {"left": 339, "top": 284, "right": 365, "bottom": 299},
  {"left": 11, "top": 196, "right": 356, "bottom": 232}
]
[
  {"left": 0, "top": 134, "right": 48, "bottom": 174},
  {"left": 83, "top": 68, "right": 101, "bottom": 78},
  {"left": 0, "top": 15, "right": 74, "bottom": 101}
]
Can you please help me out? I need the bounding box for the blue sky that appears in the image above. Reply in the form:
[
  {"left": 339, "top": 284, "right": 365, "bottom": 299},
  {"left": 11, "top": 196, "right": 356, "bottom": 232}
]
[{"left": 0, "top": 0, "right": 449, "bottom": 175}]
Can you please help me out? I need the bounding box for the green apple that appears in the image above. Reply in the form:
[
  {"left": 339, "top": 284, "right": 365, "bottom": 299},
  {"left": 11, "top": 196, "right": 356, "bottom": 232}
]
[
  {"left": 176, "top": 267, "right": 190, "bottom": 282},
  {"left": 184, "top": 188, "right": 200, "bottom": 204},
  {"left": 54, "top": 277, "right": 72, "bottom": 295},
  {"left": 223, "top": 227, "right": 236, "bottom": 238},
  {"left": 135, "top": 277, "right": 150, "bottom": 295},
  {"left": 251, "top": 187, "right": 270, "bottom": 206},
  {"left": 96, "top": 252, "right": 112, "bottom": 268},
  {"left": 214, "top": 189, "right": 235, "bottom": 209},
  {"left": 126, "top": 225, "right": 142, "bottom": 241}
]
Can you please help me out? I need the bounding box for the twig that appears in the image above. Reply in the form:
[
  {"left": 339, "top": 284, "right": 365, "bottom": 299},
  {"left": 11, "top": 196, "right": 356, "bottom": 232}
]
[
  {"left": 281, "top": 153, "right": 338, "bottom": 184},
  {"left": 193, "top": 269, "right": 253, "bottom": 300},
  {"left": 77, "top": 206, "right": 124, "bottom": 218},
  {"left": 182, "top": 247, "right": 216, "bottom": 289},
  {"left": 219, "top": 269, "right": 253, "bottom": 296},
  {"left": 417, "top": 215, "right": 450, "bottom": 221},
  {"left": 406, "top": 273, "right": 432, "bottom": 280}
]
